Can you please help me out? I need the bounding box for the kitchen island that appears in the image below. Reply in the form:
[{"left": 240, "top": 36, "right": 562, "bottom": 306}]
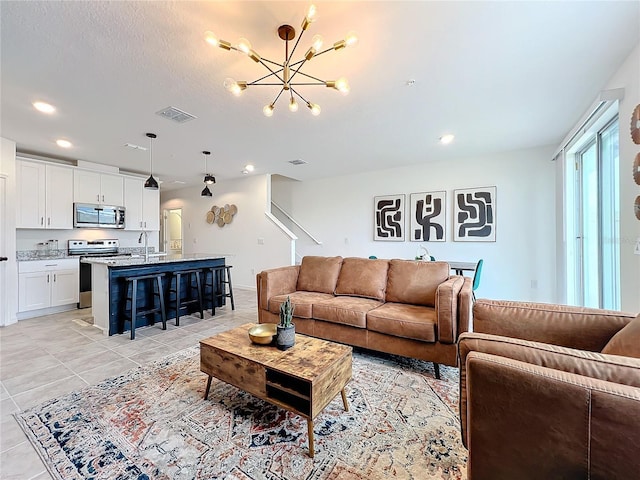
[{"left": 83, "top": 254, "right": 228, "bottom": 335}]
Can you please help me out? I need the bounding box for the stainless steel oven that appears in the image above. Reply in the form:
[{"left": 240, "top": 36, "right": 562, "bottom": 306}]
[{"left": 68, "top": 239, "right": 130, "bottom": 308}]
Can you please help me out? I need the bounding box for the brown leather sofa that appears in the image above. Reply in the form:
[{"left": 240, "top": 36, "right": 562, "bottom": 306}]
[
  {"left": 256, "top": 256, "right": 473, "bottom": 377},
  {"left": 458, "top": 299, "right": 640, "bottom": 479}
]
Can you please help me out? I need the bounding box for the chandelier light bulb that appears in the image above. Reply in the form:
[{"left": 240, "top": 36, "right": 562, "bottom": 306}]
[
  {"left": 263, "top": 104, "right": 275, "bottom": 117},
  {"left": 237, "top": 38, "right": 252, "bottom": 55},
  {"left": 335, "top": 77, "right": 350, "bottom": 94},
  {"left": 223, "top": 77, "right": 236, "bottom": 91},
  {"left": 345, "top": 31, "right": 359, "bottom": 48},
  {"left": 289, "top": 97, "right": 299, "bottom": 112},
  {"left": 307, "top": 102, "right": 321, "bottom": 116},
  {"left": 204, "top": 31, "right": 219, "bottom": 47},
  {"left": 223, "top": 77, "right": 245, "bottom": 96},
  {"left": 306, "top": 5, "right": 318, "bottom": 23},
  {"left": 312, "top": 34, "right": 324, "bottom": 51},
  {"left": 245, "top": 164, "right": 255, "bottom": 172}
]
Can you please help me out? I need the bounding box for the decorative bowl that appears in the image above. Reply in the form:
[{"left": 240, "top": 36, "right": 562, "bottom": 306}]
[{"left": 248, "top": 323, "right": 278, "bottom": 345}]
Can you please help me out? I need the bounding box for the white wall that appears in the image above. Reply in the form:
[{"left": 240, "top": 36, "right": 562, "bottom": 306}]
[
  {"left": 273, "top": 146, "right": 557, "bottom": 302},
  {"left": 0, "top": 137, "right": 18, "bottom": 326},
  {"left": 160, "top": 174, "right": 293, "bottom": 289},
  {"left": 603, "top": 43, "right": 640, "bottom": 313},
  {"left": 16, "top": 229, "right": 159, "bottom": 252}
]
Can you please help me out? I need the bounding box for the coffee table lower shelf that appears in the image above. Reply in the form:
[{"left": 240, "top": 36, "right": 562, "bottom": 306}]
[{"left": 200, "top": 324, "right": 353, "bottom": 458}]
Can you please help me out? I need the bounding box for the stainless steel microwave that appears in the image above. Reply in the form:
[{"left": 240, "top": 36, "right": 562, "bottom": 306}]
[{"left": 74, "top": 203, "right": 125, "bottom": 229}]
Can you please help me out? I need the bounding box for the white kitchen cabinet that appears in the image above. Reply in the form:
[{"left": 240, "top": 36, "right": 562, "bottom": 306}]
[
  {"left": 16, "top": 159, "right": 74, "bottom": 229},
  {"left": 46, "top": 165, "right": 74, "bottom": 228},
  {"left": 123, "top": 177, "right": 143, "bottom": 230},
  {"left": 74, "top": 170, "right": 124, "bottom": 205},
  {"left": 50, "top": 269, "right": 79, "bottom": 305},
  {"left": 18, "top": 258, "right": 79, "bottom": 312},
  {"left": 142, "top": 188, "right": 160, "bottom": 230},
  {"left": 123, "top": 176, "right": 160, "bottom": 230},
  {"left": 18, "top": 271, "right": 49, "bottom": 311}
]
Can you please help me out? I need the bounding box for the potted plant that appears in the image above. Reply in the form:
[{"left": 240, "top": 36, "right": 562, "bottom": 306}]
[{"left": 276, "top": 296, "right": 295, "bottom": 350}]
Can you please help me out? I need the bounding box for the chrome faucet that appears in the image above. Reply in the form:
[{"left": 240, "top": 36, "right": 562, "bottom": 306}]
[{"left": 138, "top": 231, "right": 149, "bottom": 261}]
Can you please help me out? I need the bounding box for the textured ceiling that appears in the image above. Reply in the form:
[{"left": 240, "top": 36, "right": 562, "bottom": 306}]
[{"left": 1, "top": 1, "right": 639, "bottom": 190}]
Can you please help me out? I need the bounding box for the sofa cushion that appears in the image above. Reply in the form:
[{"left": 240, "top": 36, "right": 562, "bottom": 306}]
[
  {"left": 313, "top": 296, "right": 383, "bottom": 328},
  {"left": 385, "top": 260, "right": 450, "bottom": 307},
  {"left": 601, "top": 314, "right": 640, "bottom": 359},
  {"left": 268, "top": 291, "right": 335, "bottom": 319},
  {"left": 367, "top": 303, "right": 437, "bottom": 342},
  {"left": 296, "top": 256, "right": 343, "bottom": 294},
  {"left": 334, "top": 257, "right": 389, "bottom": 301}
]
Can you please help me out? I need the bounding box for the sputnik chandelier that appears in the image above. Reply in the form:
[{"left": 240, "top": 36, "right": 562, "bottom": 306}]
[{"left": 205, "top": 4, "right": 357, "bottom": 116}]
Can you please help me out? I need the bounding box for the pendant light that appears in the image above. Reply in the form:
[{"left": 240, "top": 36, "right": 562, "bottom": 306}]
[
  {"left": 201, "top": 150, "right": 214, "bottom": 197},
  {"left": 144, "top": 133, "right": 159, "bottom": 190}
]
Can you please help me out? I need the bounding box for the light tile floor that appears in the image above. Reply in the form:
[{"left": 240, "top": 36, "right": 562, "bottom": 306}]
[{"left": 0, "top": 288, "right": 257, "bottom": 480}]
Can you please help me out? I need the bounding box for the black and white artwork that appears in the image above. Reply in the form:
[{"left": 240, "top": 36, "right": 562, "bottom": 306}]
[
  {"left": 410, "top": 191, "right": 446, "bottom": 242},
  {"left": 374, "top": 194, "right": 405, "bottom": 241},
  {"left": 454, "top": 186, "right": 496, "bottom": 242}
]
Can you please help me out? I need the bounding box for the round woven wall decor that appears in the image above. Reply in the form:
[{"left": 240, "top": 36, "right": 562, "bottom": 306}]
[
  {"left": 207, "top": 204, "right": 238, "bottom": 227},
  {"left": 631, "top": 104, "right": 640, "bottom": 145}
]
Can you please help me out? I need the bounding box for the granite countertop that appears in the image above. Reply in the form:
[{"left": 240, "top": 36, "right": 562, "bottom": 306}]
[
  {"left": 17, "top": 251, "right": 74, "bottom": 261},
  {"left": 82, "top": 253, "right": 232, "bottom": 267},
  {"left": 17, "top": 247, "right": 154, "bottom": 261}
]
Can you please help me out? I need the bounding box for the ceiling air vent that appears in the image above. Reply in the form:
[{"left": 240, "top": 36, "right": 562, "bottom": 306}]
[
  {"left": 288, "top": 159, "right": 307, "bottom": 165},
  {"left": 156, "top": 106, "right": 197, "bottom": 123}
]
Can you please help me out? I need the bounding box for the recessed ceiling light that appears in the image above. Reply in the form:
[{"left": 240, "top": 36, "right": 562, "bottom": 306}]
[
  {"left": 439, "top": 134, "right": 455, "bottom": 145},
  {"left": 56, "top": 139, "right": 72, "bottom": 148},
  {"left": 33, "top": 101, "right": 56, "bottom": 114},
  {"left": 245, "top": 164, "right": 255, "bottom": 172}
]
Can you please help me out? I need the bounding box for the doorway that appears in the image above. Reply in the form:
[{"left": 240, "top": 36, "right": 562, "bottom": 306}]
[
  {"left": 0, "top": 176, "right": 6, "bottom": 325},
  {"left": 163, "top": 208, "right": 183, "bottom": 255}
]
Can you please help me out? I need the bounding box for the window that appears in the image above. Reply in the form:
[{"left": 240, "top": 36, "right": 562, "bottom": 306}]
[{"left": 565, "top": 110, "right": 619, "bottom": 309}]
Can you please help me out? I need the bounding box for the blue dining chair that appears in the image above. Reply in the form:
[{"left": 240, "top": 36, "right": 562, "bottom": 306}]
[{"left": 472, "top": 259, "right": 483, "bottom": 301}]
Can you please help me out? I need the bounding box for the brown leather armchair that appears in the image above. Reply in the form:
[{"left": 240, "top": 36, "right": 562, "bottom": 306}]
[{"left": 458, "top": 299, "right": 640, "bottom": 480}]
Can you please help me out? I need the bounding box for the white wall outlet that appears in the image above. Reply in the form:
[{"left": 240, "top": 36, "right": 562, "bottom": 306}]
[
  {"left": 531, "top": 280, "right": 538, "bottom": 289},
  {"left": 193, "top": 237, "right": 197, "bottom": 244},
  {"left": 257, "top": 238, "right": 264, "bottom": 245}
]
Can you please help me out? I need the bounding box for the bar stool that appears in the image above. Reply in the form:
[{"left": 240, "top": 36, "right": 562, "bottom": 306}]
[
  {"left": 203, "top": 265, "right": 235, "bottom": 314},
  {"left": 166, "top": 269, "right": 204, "bottom": 325},
  {"left": 120, "top": 273, "right": 166, "bottom": 340}
]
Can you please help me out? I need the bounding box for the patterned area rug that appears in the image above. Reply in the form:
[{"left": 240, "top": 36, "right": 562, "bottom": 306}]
[{"left": 15, "top": 346, "right": 467, "bottom": 479}]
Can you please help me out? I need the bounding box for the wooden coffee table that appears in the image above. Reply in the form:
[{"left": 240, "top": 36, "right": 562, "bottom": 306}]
[{"left": 199, "top": 323, "right": 352, "bottom": 458}]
